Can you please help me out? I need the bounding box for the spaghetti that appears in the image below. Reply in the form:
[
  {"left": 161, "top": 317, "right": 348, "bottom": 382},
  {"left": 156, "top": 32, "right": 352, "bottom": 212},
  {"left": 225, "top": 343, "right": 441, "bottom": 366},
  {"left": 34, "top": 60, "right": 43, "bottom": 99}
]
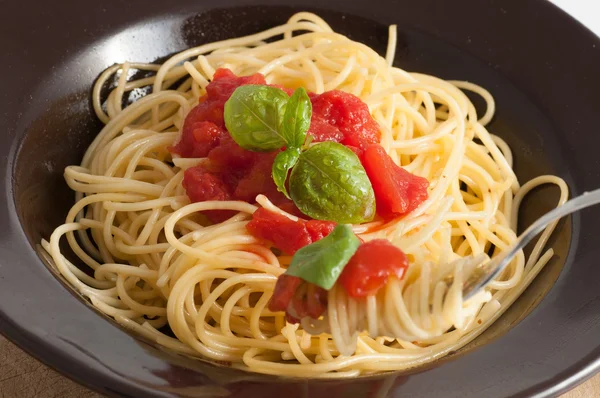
[{"left": 43, "top": 12, "right": 568, "bottom": 377}]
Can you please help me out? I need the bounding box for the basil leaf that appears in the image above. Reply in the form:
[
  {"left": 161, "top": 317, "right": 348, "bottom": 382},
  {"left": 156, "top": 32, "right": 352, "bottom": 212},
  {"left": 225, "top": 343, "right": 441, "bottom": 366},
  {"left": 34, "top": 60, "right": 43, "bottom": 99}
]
[
  {"left": 272, "top": 147, "right": 301, "bottom": 199},
  {"left": 289, "top": 142, "right": 376, "bottom": 224},
  {"left": 224, "top": 85, "right": 289, "bottom": 152},
  {"left": 282, "top": 88, "right": 312, "bottom": 148},
  {"left": 286, "top": 225, "right": 360, "bottom": 290}
]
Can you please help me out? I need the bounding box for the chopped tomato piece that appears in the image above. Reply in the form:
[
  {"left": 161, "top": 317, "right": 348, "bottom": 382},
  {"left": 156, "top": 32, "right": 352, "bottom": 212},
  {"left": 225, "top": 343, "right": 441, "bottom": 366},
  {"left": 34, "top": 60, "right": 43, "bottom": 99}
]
[
  {"left": 171, "top": 119, "right": 228, "bottom": 158},
  {"left": 339, "top": 239, "right": 409, "bottom": 297},
  {"left": 303, "top": 282, "right": 328, "bottom": 319},
  {"left": 182, "top": 166, "right": 236, "bottom": 222},
  {"left": 286, "top": 280, "right": 327, "bottom": 322},
  {"left": 361, "top": 144, "right": 429, "bottom": 219},
  {"left": 183, "top": 166, "right": 231, "bottom": 202},
  {"left": 310, "top": 90, "right": 381, "bottom": 149},
  {"left": 246, "top": 208, "right": 337, "bottom": 254},
  {"left": 246, "top": 208, "right": 312, "bottom": 255},
  {"left": 206, "top": 68, "right": 266, "bottom": 98},
  {"left": 268, "top": 274, "right": 303, "bottom": 312},
  {"left": 207, "top": 135, "right": 260, "bottom": 170},
  {"left": 183, "top": 151, "right": 288, "bottom": 223},
  {"left": 234, "top": 153, "right": 283, "bottom": 203},
  {"left": 170, "top": 68, "right": 266, "bottom": 157},
  {"left": 288, "top": 283, "right": 308, "bottom": 323},
  {"left": 305, "top": 220, "right": 337, "bottom": 241},
  {"left": 268, "top": 275, "right": 327, "bottom": 323},
  {"left": 307, "top": 117, "right": 345, "bottom": 143},
  {"left": 192, "top": 122, "right": 225, "bottom": 153}
]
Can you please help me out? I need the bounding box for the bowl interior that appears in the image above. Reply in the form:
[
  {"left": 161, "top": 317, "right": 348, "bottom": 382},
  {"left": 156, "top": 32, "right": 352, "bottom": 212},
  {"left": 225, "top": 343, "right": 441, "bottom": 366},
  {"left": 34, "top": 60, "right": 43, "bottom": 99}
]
[{"left": 8, "top": 4, "right": 581, "bottom": 397}]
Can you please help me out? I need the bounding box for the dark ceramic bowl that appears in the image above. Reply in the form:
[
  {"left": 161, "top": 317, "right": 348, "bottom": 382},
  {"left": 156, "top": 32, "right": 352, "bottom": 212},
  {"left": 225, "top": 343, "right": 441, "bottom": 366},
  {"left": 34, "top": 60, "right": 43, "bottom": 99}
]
[{"left": 2, "top": 0, "right": 600, "bottom": 397}]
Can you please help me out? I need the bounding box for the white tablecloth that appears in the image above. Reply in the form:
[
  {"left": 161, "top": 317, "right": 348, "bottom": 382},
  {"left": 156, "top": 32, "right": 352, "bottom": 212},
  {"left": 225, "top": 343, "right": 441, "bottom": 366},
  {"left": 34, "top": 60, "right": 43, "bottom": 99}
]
[{"left": 550, "top": 0, "right": 600, "bottom": 37}]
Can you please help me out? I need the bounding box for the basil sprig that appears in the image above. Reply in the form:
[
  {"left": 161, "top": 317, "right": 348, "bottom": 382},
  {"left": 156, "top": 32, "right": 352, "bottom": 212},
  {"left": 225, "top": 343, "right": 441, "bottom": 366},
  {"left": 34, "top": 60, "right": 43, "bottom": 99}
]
[
  {"left": 286, "top": 225, "right": 360, "bottom": 290},
  {"left": 273, "top": 87, "right": 312, "bottom": 199},
  {"left": 224, "top": 85, "right": 289, "bottom": 152},
  {"left": 281, "top": 87, "right": 312, "bottom": 148},
  {"left": 272, "top": 147, "right": 301, "bottom": 199},
  {"left": 223, "top": 85, "right": 376, "bottom": 223}
]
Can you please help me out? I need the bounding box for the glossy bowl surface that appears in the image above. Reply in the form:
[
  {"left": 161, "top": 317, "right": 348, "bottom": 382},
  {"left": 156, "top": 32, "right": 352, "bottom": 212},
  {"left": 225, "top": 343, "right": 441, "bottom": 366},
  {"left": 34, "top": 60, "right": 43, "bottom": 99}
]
[{"left": 2, "top": 0, "right": 600, "bottom": 397}]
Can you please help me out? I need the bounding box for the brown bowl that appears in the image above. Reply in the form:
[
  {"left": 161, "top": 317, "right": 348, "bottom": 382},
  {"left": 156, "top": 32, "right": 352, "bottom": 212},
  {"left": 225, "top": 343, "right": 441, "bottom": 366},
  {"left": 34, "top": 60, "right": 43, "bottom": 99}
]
[{"left": 2, "top": 1, "right": 600, "bottom": 397}]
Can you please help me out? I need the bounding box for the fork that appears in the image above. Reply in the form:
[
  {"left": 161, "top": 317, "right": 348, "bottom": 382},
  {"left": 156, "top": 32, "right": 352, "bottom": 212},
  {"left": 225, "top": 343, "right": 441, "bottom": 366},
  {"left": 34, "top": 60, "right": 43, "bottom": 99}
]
[{"left": 459, "top": 188, "right": 600, "bottom": 300}]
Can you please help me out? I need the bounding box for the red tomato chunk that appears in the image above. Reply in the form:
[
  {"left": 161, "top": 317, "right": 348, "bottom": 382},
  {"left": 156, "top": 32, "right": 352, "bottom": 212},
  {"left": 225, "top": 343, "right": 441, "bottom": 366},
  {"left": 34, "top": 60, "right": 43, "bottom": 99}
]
[
  {"left": 172, "top": 68, "right": 426, "bottom": 225},
  {"left": 183, "top": 154, "right": 286, "bottom": 223},
  {"left": 339, "top": 239, "right": 409, "bottom": 298},
  {"left": 172, "top": 69, "right": 291, "bottom": 222},
  {"left": 268, "top": 274, "right": 302, "bottom": 313},
  {"left": 309, "top": 90, "right": 381, "bottom": 150},
  {"left": 362, "top": 144, "right": 429, "bottom": 220},
  {"left": 246, "top": 208, "right": 336, "bottom": 255},
  {"left": 268, "top": 274, "right": 328, "bottom": 324},
  {"left": 182, "top": 166, "right": 235, "bottom": 223},
  {"left": 170, "top": 68, "right": 267, "bottom": 158},
  {"left": 251, "top": 208, "right": 334, "bottom": 323}
]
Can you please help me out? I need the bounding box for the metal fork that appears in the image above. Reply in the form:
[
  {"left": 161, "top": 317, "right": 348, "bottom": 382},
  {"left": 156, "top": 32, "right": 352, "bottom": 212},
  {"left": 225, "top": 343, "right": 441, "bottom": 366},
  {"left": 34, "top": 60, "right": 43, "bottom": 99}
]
[{"left": 460, "top": 188, "right": 600, "bottom": 300}]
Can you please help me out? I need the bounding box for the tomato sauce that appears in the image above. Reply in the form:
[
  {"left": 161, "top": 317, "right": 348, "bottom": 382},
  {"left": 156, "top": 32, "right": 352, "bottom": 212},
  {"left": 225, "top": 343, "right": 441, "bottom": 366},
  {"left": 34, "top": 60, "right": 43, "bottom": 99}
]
[
  {"left": 170, "top": 68, "right": 388, "bottom": 223},
  {"left": 171, "top": 69, "right": 287, "bottom": 222},
  {"left": 170, "top": 68, "right": 267, "bottom": 158},
  {"left": 248, "top": 208, "right": 334, "bottom": 322},
  {"left": 171, "top": 68, "right": 425, "bottom": 306}
]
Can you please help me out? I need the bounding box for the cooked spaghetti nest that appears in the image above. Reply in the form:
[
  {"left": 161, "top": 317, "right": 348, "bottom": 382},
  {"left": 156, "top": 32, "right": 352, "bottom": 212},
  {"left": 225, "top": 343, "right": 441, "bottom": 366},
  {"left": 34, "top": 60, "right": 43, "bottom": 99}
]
[{"left": 42, "top": 12, "right": 568, "bottom": 377}]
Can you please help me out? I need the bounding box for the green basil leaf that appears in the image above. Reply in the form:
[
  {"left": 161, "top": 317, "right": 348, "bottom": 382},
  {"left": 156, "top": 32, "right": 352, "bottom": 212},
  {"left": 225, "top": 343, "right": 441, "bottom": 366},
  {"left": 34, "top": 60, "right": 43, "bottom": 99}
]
[
  {"left": 286, "top": 225, "right": 360, "bottom": 290},
  {"left": 282, "top": 88, "right": 312, "bottom": 148},
  {"left": 289, "top": 142, "right": 376, "bottom": 224},
  {"left": 224, "top": 85, "right": 289, "bottom": 152},
  {"left": 272, "top": 147, "right": 301, "bottom": 199}
]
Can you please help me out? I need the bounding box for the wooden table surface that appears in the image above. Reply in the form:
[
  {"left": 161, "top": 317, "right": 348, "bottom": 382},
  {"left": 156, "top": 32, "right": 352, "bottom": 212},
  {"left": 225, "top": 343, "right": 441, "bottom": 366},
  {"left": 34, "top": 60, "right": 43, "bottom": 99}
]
[{"left": 0, "top": 334, "right": 597, "bottom": 398}]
